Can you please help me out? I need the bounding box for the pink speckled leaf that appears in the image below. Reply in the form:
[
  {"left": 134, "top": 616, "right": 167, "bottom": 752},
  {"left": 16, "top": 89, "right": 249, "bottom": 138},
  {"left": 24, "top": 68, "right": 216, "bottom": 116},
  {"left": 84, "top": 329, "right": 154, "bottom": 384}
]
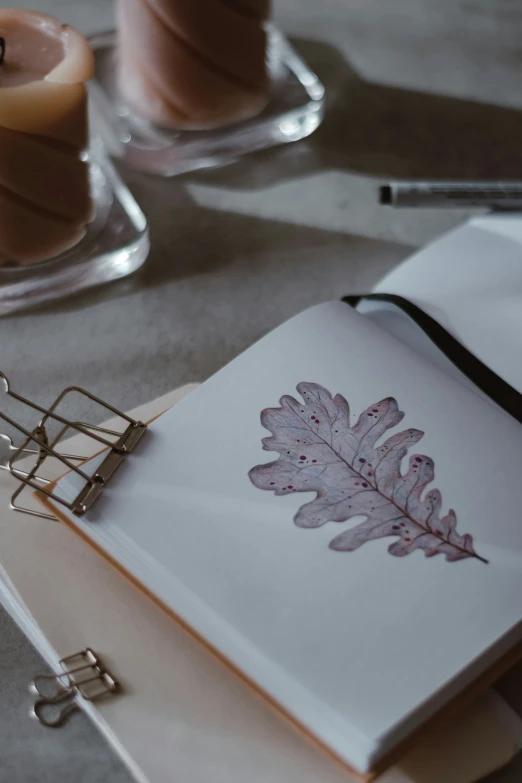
[{"left": 248, "top": 382, "right": 486, "bottom": 564}]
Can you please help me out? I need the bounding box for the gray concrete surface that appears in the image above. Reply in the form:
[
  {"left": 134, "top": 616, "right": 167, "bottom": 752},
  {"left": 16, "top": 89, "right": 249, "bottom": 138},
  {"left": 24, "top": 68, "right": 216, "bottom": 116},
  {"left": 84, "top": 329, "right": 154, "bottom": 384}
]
[{"left": 1, "top": 0, "right": 522, "bottom": 780}]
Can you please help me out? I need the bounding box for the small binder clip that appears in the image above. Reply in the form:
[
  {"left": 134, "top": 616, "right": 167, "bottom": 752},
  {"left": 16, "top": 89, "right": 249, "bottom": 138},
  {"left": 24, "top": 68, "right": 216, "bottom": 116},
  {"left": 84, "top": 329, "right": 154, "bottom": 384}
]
[
  {"left": 0, "top": 373, "right": 147, "bottom": 520},
  {"left": 31, "top": 648, "right": 120, "bottom": 728}
]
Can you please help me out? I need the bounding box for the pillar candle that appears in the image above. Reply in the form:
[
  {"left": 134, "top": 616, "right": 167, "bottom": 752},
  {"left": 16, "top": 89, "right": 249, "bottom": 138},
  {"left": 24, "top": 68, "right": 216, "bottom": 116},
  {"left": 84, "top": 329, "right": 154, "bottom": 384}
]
[
  {"left": 0, "top": 9, "right": 94, "bottom": 265},
  {"left": 117, "top": 0, "right": 271, "bottom": 130}
]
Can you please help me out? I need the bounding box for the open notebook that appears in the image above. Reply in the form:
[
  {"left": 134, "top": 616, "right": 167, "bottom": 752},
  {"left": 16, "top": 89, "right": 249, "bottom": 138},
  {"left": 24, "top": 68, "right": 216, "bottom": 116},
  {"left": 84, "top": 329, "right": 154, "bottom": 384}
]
[
  {"left": 41, "top": 235, "right": 522, "bottom": 778},
  {"left": 1, "top": 387, "right": 520, "bottom": 783}
]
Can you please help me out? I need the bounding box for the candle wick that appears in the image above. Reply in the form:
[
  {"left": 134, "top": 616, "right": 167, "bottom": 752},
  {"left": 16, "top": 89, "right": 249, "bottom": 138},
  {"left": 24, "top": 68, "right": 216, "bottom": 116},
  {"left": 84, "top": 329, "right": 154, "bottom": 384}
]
[{"left": 0, "top": 38, "right": 5, "bottom": 66}]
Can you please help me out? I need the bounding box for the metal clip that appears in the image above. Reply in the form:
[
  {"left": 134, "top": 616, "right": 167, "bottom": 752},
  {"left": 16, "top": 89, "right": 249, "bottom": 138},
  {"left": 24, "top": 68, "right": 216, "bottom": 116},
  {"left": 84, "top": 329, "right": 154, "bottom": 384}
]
[
  {"left": 31, "top": 649, "right": 120, "bottom": 728},
  {"left": 0, "top": 373, "right": 146, "bottom": 520}
]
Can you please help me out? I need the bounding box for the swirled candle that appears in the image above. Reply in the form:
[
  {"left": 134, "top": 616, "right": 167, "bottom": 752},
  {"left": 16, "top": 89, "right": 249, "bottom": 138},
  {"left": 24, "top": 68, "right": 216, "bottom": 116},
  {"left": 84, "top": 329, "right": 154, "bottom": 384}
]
[
  {"left": 117, "top": 0, "right": 270, "bottom": 129},
  {"left": 0, "top": 10, "right": 94, "bottom": 265}
]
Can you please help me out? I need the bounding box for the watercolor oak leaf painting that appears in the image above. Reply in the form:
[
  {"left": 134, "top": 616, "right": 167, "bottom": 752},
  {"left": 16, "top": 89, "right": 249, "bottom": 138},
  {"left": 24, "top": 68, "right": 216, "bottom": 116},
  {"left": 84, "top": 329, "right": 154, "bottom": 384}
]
[{"left": 248, "top": 382, "right": 487, "bottom": 564}]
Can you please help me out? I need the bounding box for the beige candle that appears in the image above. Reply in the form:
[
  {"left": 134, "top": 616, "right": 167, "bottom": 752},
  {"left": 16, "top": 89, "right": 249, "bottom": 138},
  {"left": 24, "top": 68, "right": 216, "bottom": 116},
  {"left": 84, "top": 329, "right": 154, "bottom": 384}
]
[
  {"left": 117, "top": 0, "right": 270, "bottom": 130},
  {"left": 0, "top": 9, "right": 94, "bottom": 265}
]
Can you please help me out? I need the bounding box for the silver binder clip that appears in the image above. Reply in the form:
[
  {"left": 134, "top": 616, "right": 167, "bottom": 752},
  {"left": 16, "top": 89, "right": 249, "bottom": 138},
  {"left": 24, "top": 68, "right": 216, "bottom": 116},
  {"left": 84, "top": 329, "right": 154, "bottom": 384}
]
[
  {"left": 31, "top": 648, "right": 120, "bottom": 728},
  {"left": 0, "top": 373, "right": 147, "bottom": 520}
]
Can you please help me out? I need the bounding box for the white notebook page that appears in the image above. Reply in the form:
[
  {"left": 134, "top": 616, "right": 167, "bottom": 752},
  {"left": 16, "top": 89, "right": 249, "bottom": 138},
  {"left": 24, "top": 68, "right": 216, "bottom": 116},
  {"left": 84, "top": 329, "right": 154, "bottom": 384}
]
[
  {"left": 50, "top": 301, "right": 522, "bottom": 774},
  {"left": 373, "top": 214, "right": 522, "bottom": 395}
]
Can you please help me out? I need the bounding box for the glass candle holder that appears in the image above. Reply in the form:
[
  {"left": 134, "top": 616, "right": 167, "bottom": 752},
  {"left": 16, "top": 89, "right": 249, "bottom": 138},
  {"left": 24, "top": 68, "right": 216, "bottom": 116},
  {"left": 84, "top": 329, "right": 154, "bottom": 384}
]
[
  {"left": 88, "top": 26, "right": 325, "bottom": 177},
  {"left": 0, "top": 138, "right": 150, "bottom": 316}
]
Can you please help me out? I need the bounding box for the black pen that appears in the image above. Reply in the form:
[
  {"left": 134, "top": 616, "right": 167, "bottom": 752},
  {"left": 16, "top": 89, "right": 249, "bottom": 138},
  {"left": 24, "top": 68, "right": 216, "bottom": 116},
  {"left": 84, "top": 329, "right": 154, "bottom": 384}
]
[{"left": 380, "top": 181, "right": 522, "bottom": 209}]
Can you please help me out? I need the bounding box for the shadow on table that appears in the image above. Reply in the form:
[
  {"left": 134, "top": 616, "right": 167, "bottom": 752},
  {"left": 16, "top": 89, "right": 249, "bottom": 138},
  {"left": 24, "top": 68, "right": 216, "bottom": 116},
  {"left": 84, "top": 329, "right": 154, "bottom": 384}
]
[
  {"left": 16, "top": 174, "right": 410, "bottom": 317},
  {"left": 186, "top": 37, "right": 522, "bottom": 190}
]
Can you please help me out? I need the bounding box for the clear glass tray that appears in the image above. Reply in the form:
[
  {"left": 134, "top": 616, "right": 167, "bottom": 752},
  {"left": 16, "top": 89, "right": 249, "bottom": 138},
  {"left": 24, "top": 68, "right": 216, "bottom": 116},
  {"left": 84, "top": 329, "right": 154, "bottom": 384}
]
[
  {"left": 88, "top": 26, "right": 325, "bottom": 177},
  {"left": 0, "top": 138, "right": 150, "bottom": 316}
]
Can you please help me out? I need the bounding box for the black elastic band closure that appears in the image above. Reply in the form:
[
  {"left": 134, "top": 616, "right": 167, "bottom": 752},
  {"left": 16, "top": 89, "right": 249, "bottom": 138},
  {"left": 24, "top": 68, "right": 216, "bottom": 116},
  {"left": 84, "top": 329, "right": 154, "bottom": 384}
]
[{"left": 343, "top": 293, "right": 522, "bottom": 425}]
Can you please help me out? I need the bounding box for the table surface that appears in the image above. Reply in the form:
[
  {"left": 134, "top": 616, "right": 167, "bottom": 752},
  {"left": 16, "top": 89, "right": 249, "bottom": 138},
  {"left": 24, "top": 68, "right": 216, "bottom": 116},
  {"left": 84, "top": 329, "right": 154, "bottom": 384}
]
[{"left": 2, "top": 0, "right": 522, "bottom": 781}]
